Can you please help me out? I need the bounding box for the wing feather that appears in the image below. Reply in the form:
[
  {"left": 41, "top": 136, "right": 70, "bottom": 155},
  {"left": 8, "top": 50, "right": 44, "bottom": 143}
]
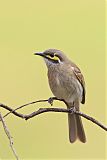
[{"left": 71, "top": 64, "right": 86, "bottom": 104}]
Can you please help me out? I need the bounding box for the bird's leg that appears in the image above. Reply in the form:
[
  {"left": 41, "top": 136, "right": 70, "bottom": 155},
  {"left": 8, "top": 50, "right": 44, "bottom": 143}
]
[
  {"left": 67, "top": 102, "right": 75, "bottom": 113},
  {"left": 69, "top": 102, "right": 76, "bottom": 113},
  {"left": 69, "top": 107, "right": 76, "bottom": 114},
  {"left": 48, "top": 97, "right": 58, "bottom": 106},
  {"left": 48, "top": 97, "right": 66, "bottom": 106}
]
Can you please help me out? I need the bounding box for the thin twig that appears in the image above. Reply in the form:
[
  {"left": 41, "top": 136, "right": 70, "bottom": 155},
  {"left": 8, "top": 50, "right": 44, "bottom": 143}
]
[
  {"left": 3, "top": 99, "right": 49, "bottom": 118},
  {"left": 0, "top": 103, "right": 25, "bottom": 119},
  {"left": 74, "top": 111, "right": 107, "bottom": 131},
  {"left": 0, "top": 101, "right": 107, "bottom": 131},
  {"left": 3, "top": 97, "right": 63, "bottom": 118},
  {"left": 0, "top": 112, "right": 19, "bottom": 160},
  {"left": 24, "top": 107, "right": 107, "bottom": 131}
]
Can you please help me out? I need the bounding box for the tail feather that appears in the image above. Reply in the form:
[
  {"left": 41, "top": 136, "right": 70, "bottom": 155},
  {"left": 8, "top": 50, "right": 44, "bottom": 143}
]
[
  {"left": 67, "top": 101, "right": 86, "bottom": 143},
  {"left": 68, "top": 113, "right": 77, "bottom": 143},
  {"left": 76, "top": 115, "right": 86, "bottom": 143}
]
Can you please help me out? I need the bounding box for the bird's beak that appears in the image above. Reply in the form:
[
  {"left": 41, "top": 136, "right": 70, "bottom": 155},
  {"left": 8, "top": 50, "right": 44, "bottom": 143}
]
[{"left": 34, "top": 52, "right": 45, "bottom": 58}]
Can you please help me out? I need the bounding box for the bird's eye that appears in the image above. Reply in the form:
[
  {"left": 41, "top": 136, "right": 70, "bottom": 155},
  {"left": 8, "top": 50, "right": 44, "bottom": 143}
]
[
  {"left": 46, "top": 54, "right": 60, "bottom": 61},
  {"left": 50, "top": 54, "right": 54, "bottom": 58}
]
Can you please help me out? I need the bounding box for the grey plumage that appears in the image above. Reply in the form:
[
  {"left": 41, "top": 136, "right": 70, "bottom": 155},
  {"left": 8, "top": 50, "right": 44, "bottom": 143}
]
[{"left": 35, "top": 49, "right": 86, "bottom": 143}]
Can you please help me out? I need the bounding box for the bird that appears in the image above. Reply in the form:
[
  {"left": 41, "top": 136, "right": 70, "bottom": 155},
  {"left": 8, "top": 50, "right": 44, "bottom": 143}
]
[{"left": 34, "top": 49, "right": 86, "bottom": 143}]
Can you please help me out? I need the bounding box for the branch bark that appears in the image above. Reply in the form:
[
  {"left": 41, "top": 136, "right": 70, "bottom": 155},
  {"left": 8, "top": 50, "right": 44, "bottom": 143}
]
[
  {"left": 0, "top": 98, "right": 107, "bottom": 131},
  {"left": 0, "top": 112, "right": 19, "bottom": 160}
]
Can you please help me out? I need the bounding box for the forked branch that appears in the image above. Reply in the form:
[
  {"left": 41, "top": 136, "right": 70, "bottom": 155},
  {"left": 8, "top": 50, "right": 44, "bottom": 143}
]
[{"left": 0, "top": 97, "right": 107, "bottom": 131}]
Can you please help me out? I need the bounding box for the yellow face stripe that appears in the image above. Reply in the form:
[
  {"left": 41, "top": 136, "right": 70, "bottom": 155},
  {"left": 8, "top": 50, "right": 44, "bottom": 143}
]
[{"left": 46, "top": 55, "right": 59, "bottom": 61}]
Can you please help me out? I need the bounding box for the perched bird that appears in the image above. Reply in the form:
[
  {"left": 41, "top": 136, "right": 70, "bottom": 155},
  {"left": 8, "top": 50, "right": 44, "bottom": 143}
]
[{"left": 34, "top": 49, "right": 86, "bottom": 143}]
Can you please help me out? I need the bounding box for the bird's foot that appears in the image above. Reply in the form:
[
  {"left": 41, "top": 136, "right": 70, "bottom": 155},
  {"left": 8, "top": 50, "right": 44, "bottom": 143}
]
[
  {"left": 48, "top": 97, "right": 66, "bottom": 106},
  {"left": 69, "top": 107, "right": 76, "bottom": 114},
  {"left": 48, "top": 97, "right": 57, "bottom": 106}
]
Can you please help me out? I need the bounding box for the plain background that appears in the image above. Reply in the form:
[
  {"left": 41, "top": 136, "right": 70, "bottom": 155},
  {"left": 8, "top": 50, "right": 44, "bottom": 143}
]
[{"left": 0, "top": 0, "right": 106, "bottom": 159}]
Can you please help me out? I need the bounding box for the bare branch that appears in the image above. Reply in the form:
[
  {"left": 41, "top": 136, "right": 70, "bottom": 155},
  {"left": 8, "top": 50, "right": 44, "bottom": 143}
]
[
  {"left": 0, "top": 112, "right": 19, "bottom": 160},
  {"left": 3, "top": 97, "right": 64, "bottom": 118},
  {"left": 0, "top": 103, "right": 25, "bottom": 119},
  {"left": 24, "top": 107, "right": 107, "bottom": 131},
  {"left": 0, "top": 100, "right": 107, "bottom": 131}
]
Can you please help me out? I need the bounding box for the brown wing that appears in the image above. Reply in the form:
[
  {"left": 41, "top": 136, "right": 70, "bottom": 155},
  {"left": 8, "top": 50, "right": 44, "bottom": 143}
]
[{"left": 71, "top": 64, "right": 86, "bottom": 104}]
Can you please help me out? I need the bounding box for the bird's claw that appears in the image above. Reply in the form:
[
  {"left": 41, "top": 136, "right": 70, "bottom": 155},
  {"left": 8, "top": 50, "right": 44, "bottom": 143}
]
[
  {"left": 48, "top": 97, "right": 54, "bottom": 106},
  {"left": 69, "top": 107, "right": 76, "bottom": 113}
]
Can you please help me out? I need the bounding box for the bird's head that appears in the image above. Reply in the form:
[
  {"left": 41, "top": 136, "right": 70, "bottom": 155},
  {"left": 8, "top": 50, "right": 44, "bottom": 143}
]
[{"left": 34, "top": 49, "right": 68, "bottom": 68}]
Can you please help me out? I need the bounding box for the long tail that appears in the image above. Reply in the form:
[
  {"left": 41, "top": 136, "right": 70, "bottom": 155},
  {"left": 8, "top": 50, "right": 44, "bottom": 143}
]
[{"left": 67, "top": 102, "right": 86, "bottom": 143}]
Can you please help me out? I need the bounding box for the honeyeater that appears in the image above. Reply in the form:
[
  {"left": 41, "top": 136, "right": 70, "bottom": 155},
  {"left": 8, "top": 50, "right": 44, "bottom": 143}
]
[{"left": 34, "top": 49, "right": 86, "bottom": 143}]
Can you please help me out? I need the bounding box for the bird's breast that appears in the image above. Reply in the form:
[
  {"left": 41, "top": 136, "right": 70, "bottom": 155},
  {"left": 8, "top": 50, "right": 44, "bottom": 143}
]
[{"left": 48, "top": 68, "right": 83, "bottom": 104}]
